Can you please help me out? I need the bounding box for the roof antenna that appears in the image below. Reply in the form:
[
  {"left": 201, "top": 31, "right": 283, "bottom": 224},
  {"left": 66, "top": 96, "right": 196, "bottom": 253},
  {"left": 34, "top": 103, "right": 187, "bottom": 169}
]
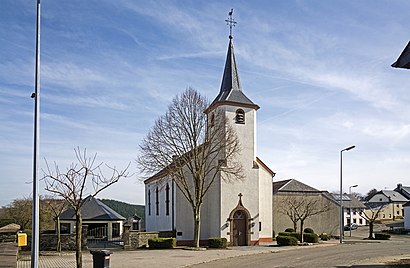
[{"left": 225, "top": 8, "right": 237, "bottom": 39}]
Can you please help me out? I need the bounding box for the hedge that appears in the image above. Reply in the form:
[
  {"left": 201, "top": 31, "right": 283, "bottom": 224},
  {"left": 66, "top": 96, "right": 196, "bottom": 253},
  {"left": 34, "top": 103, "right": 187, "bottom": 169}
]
[
  {"left": 284, "top": 228, "right": 295, "bottom": 232},
  {"left": 374, "top": 233, "right": 390, "bottom": 240},
  {"left": 303, "top": 228, "right": 314, "bottom": 234},
  {"left": 208, "top": 238, "right": 227, "bottom": 248},
  {"left": 278, "top": 232, "right": 301, "bottom": 241},
  {"left": 303, "top": 233, "right": 319, "bottom": 243},
  {"left": 148, "top": 238, "right": 176, "bottom": 249},
  {"left": 276, "top": 235, "right": 298, "bottom": 246}
]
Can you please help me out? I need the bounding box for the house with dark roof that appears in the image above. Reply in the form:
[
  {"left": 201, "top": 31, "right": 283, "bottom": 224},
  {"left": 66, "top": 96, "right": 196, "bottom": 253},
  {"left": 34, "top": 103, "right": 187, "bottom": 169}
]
[
  {"left": 60, "top": 195, "right": 126, "bottom": 242},
  {"left": 367, "top": 190, "right": 408, "bottom": 221},
  {"left": 331, "top": 193, "right": 367, "bottom": 226}
]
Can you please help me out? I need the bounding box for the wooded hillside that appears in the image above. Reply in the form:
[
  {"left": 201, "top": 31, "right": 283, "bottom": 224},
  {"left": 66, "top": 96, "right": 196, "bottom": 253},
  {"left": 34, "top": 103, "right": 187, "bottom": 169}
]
[{"left": 99, "top": 199, "right": 145, "bottom": 220}]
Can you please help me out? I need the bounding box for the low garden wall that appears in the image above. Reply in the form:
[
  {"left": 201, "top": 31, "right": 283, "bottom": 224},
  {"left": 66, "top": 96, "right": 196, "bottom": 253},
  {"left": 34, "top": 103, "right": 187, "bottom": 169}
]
[{"left": 125, "top": 231, "right": 159, "bottom": 249}]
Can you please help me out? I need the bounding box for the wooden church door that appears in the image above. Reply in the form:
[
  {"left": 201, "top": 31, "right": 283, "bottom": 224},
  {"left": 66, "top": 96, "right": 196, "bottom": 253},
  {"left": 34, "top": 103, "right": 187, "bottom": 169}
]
[{"left": 233, "top": 210, "right": 247, "bottom": 246}]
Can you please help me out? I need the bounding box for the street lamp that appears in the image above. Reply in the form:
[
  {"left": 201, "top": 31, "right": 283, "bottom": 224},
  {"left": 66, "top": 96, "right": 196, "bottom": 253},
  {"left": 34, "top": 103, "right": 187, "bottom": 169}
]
[
  {"left": 349, "top": 184, "right": 358, "bottom": 237},
  {"left": 340, "top": 145, "right": 355, "bottom": 244}
]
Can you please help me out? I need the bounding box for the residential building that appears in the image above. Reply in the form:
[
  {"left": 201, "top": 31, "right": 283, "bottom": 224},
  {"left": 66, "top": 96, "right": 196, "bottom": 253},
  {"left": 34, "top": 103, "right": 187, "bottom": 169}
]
[
  {"left": 331, "top": 193, "right": 367, "bottom": 226},
  {"left": 404, "top": 202, "right": 410, "bottom": 229},
  {"left": 367, "top": 190, "right": 408, "bottom": 220}
]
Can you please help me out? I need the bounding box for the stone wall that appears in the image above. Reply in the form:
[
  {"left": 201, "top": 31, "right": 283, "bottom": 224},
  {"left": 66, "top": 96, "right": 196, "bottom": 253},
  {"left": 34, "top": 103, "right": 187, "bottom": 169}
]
[
  {"left": 39, "top": 234, "right": 76, "bottom": 251},
  {"left": 126, "top": 231, "right": 159, "bottom": 249}
]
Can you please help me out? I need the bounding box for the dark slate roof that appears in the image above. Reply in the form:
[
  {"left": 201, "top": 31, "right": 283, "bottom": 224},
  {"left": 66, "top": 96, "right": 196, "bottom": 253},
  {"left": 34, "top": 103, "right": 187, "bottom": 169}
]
[
  {"left": 394, "top": 183, "right": 410, "bottom": 199},
  {"left": 209, "top": 39, "right": 259, "bottom": 110},
  {"left": 60, "top": 195, "right": 125, "bottom": 221}
]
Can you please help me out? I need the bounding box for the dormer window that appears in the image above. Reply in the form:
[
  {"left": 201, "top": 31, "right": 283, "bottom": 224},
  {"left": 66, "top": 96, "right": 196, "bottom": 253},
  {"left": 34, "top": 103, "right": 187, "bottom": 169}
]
[{"left": 235, "top": 109, "right": 245, "bottom": 124}]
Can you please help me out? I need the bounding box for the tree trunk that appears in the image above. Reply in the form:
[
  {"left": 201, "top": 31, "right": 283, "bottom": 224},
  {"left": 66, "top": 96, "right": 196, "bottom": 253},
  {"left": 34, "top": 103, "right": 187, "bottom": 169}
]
[
  {"left": 75, "top": 210, "right": 82, "bottom": 268},
  {"left": 368, "top": 222, "right": 374, "bottom": 239},
  {"left": 300, "top": 220, "right": 304, "bottom": 243},
  {"left": 293, "top": 221, "right": 297, "bottom": 233},
  {"left": 193, "top": 207, "right": 201, "bottom": 248},
  {"left": 57, "top": 216, "right": 61, "bottom": 252}
]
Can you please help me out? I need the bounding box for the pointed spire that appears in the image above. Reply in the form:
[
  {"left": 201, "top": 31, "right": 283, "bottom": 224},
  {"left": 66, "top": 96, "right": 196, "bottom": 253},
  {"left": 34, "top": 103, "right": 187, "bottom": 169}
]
[
  {"left": 206, "top": 10, "right": 259, "bottom": 112},
  {"left": 220, "top": 39, "right": 241, "bottom": 93},
  {"left": 208, "top": 38, "right": 259, "bottom": 111}
]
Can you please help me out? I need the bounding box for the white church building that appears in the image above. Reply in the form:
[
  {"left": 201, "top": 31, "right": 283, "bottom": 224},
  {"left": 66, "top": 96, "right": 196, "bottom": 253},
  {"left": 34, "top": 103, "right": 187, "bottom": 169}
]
[{"left": 144, "top": 31, "right": 275, "bottom": 246}]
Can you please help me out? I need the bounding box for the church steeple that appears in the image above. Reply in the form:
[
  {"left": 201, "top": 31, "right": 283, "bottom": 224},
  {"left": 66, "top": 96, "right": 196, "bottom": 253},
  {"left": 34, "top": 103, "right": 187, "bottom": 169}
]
[{"left": 208, "top": 10, "right": 259, "bottom": 112}]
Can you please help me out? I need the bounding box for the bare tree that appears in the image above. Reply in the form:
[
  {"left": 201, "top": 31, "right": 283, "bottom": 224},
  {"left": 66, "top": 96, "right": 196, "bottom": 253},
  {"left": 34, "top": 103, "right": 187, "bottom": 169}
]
[
  {"left": 277, "top": 196, "right": 299, "bottom": 232},
  {"left": 137, "top": 88, "right": 244, "bottom": 248},
  {"left": 43, "top": 148, "right": 130, "bottom": 268},
  {"left": 364, "top": 188, "right": 378, "bottom": 201},
  {"left": 40, "top": 196, "right": 67, "bottom": 252},
  {"left": 279, "top": 194, "right": 330, "bottom": 242},
  {"left": 360, "top": 202, "right": 387, "bottom": 239}
]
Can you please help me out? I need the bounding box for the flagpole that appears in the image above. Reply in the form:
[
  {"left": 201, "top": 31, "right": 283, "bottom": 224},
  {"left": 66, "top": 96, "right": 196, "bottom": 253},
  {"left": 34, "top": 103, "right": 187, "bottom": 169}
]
[{"left": 31, "top": 0, "right": 41, "bottom": 267}]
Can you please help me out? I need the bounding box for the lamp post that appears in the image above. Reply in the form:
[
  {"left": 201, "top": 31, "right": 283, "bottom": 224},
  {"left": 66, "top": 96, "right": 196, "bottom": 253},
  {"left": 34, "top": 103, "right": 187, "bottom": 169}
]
[
  {"left": 340, "top": 145, "right": 355, "bottom": 244},
  {"left": 31, "top": 1, "right": 41, "bottom": 267},
  {"left": 349, "top": 184, "right": 358, "bottom": 237}
]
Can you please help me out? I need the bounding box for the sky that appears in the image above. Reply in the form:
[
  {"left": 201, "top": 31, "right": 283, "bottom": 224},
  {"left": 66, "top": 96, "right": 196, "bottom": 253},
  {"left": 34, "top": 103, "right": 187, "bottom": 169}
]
[{"left": 1, "top": 0, "right": 410, "bottom": 207}]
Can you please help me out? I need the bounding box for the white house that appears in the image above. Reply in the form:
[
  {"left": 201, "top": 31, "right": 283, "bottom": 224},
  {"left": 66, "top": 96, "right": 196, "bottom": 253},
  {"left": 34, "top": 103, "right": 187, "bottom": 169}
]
[
  {"left": 367, "top": 190, "right": 408, "bottom": 220},
  {"left": 404, "top": 202, "right": 410, "bottom": 229},
  {"left": 144, "top": 34, "right": 274, "bottom": 246}
]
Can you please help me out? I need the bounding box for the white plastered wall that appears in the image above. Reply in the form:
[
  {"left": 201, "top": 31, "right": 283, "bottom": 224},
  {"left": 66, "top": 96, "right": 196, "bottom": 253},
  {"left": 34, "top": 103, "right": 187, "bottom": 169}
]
[{"left": 145, "top": 178, "right": 173, "bottom": 232}]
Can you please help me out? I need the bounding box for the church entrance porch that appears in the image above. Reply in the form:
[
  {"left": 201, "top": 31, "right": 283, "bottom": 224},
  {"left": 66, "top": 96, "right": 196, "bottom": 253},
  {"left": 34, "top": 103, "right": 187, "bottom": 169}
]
[
  {"left": 232, "top": 210, "right": 247, "bottom": 246},
  {"left": 228, "top": 193, "right": 251, "bottom": 246}
]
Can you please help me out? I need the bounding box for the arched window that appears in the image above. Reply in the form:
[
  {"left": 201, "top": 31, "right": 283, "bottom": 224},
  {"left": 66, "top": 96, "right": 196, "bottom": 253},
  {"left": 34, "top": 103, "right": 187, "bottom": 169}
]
[
  {"left": 165, "top": 183, "right": 170, "bottom": 216},
  {"left": 148, "top": 190, "right": 151, "bottom": 216},
  {"left": 235, "top": 109, "right": 245, "bottom": 124},
  {"left": 156, "top": 187, "right": 159, "bottom": 216}
]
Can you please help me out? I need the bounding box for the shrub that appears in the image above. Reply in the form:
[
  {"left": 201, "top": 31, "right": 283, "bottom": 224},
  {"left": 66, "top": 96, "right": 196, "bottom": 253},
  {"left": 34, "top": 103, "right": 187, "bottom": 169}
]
[
  {"left": 278, "top": 232, "right": 290, "bottom": 236},
  {"left": 276, "top": 235, "right": 298, "bottom": 246},
  {"left": 148, "top": 238, "right": 176, "bottom": 249},
  {"left": 303, "top": 233, "right": 319, "bottom": 243},
  {"left": 278, "top": 232, "right": 301, "bottom": 241},
  {"left": 319, "top": 233, "right": 330, "bottom": 241},
  {"left": 303, "top": 228, "right": 314, "bottom": 234},
  {"left": 208, "top": 238, "right": 227, "bottom": 248},
  {"left": 374, "top": 233, "right": 390, "bottom": 240},
  {"left": 284, "top": 228, "right": 295, "bottom": 232}
]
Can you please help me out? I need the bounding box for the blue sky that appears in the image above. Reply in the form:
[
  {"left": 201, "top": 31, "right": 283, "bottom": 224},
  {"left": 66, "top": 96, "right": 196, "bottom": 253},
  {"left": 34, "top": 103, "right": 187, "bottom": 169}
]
[{"left": 1, "top": 0, "right": 410, "bottom": 206}]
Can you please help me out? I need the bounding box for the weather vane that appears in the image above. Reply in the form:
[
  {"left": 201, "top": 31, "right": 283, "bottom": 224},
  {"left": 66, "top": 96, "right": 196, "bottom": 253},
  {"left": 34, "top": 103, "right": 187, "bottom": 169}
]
[{"left": 225, "top": 8, "right": 237, "bottom": 39}]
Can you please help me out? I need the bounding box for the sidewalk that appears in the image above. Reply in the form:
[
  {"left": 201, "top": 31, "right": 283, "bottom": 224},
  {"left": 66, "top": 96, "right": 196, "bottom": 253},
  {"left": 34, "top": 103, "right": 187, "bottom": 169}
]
[{"left": 17, "top": 241, "right": 339, "bottom": 268}]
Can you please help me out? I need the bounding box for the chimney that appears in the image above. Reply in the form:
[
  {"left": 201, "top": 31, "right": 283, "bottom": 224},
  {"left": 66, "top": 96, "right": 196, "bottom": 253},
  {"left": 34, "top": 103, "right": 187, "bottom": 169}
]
[{"left": 397, "top": 183, "right": 403, "bottom": 191}]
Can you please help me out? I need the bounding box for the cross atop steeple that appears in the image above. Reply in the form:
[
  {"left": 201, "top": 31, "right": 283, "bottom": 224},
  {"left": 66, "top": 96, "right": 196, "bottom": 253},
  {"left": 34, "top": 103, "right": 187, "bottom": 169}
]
[{"left": 225, "top": 9, "right": 237, "bottom": 39}]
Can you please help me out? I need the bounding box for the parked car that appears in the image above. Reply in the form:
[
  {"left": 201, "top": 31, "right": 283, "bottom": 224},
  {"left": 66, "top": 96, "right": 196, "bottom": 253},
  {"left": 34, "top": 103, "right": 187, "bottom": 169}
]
[{"left": 344, "top": 223, "right": 358, "bottom": 231}]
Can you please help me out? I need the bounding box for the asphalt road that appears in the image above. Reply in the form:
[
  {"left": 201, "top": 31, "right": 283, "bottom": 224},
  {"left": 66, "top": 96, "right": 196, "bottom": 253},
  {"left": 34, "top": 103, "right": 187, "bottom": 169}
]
[
  {"left": 190, "top": 240, "right": 410, "bottom": 267},
  {"left": 190, "top": 232, "right": 410, "bottom": 268}
]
